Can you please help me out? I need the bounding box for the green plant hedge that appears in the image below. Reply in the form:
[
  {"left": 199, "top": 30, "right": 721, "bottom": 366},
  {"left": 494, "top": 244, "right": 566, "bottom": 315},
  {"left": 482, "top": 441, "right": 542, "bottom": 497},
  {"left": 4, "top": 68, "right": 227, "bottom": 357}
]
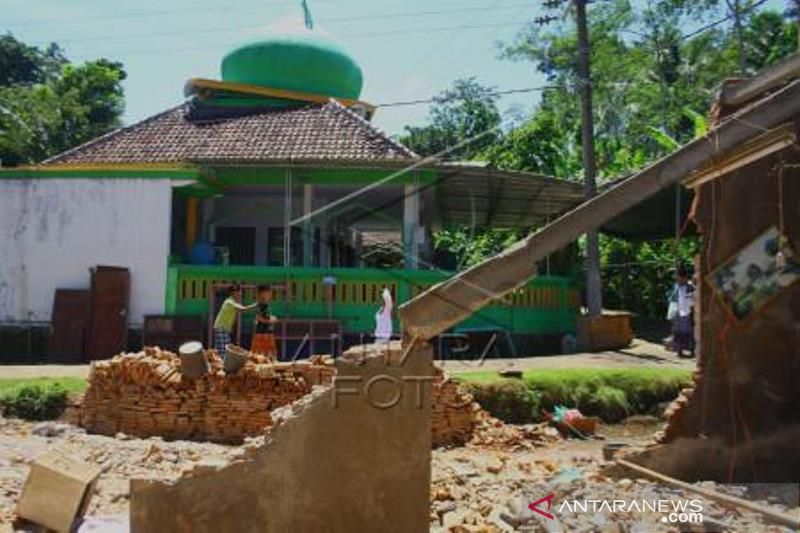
[
  {"left": 458, "top": 368, "right": 691, "bottom": 424},
  {"left": 0, "top": 384, "right": 69, "bottom": 421}
]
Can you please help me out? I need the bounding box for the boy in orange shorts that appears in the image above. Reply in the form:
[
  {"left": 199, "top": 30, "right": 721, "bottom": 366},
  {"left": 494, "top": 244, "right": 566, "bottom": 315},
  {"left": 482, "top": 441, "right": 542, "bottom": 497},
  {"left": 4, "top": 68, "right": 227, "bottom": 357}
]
[{"left": 251, "top": 285, "right": 278, "bottom": 361}]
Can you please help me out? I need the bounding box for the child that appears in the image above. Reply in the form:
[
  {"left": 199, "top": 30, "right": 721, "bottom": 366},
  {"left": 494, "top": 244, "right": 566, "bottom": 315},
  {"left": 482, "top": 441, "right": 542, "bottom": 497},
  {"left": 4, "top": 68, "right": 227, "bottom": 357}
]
[
  {"left": 213, "top": 285, "right": 256, "bottom": 360},
  {"left": 251, "top": 285, "right": 278, "bottom": 361},
  {"left": 374, "top": 286, "right": 393, "bottom": 344}
]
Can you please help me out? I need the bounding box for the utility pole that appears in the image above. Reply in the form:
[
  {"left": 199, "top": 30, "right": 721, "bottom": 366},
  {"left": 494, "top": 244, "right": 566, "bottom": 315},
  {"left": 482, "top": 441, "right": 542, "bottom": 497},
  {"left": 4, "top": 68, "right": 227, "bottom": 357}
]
[
  {"left": 726, "top": 0, "right": 747, "bottom": 74},
  {"left": 539, "top": 0, "right": 602, "bottom": 316},
  {"left": 573, "top": 0, "right": 602, "bottom": 316}
]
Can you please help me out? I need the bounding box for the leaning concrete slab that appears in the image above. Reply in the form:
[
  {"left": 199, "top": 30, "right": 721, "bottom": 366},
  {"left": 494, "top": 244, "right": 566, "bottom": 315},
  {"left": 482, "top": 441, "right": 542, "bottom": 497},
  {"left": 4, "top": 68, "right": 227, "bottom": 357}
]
[{"left": 130, "top": 342, "right": 433, "bottom": 533}]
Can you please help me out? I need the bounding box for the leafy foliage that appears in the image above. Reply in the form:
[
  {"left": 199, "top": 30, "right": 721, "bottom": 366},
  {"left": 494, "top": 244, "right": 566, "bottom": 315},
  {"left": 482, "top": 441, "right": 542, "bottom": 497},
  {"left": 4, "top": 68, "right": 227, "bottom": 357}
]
[
  {"left": 0, "top": 384, "right": 68, "bottom": 421},
  {"left": 0, "top": 34, "right": 126, "bottom": 166},
  {"left": 599, "top": 236, "right": 700, "bottom": 318},
  {"left": 408, "top": 1, "right": 797, "bottom": 318},
  {"left": 459, "top": 367, "right": 692, "bottom": 423},
  {"left": 399, "top": 78, "right": 502, "bottom": 160}
]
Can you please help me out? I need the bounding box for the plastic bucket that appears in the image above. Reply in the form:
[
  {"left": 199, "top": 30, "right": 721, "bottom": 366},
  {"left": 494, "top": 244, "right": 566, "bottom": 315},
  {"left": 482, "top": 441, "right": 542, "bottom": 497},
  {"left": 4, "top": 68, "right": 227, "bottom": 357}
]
[
  {"left": 224, "top": 344, "right": 249, "bottom": 374},
  {"left": 179, "top": 341, "right": 209, "bottom": 379}
]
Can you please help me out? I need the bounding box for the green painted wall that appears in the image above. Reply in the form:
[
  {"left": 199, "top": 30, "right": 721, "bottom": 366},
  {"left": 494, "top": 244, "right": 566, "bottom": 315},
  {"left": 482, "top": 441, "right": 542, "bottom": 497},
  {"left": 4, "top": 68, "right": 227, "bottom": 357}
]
[{"left": 167, "top": 265, "right": 578, "bottom": 336}]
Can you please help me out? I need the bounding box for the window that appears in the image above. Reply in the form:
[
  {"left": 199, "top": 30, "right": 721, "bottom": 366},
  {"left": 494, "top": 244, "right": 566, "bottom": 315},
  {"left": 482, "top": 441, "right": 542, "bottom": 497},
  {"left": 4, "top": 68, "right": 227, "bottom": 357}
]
[{"left": 214, "top": 227, "right": 256, "bottom": 265}]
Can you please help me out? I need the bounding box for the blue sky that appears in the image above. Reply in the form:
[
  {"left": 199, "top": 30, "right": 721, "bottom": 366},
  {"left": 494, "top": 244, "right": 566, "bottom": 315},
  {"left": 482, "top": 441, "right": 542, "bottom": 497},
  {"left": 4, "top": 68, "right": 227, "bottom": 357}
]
[{"left": 2, "top": 0, "right": 790, "bottom": 136}]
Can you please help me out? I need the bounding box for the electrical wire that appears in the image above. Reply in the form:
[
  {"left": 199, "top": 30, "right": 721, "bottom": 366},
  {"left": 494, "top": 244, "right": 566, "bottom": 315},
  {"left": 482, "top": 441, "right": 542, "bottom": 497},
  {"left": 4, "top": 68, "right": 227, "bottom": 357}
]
[
  {"left": 680, "top": 0, "right": 770, "bottom": 40},
  {"left": 7, "top": 1, "right": 536, "bottom": 28},
  {"left": 376, "top": 85, "right": 558, "bottom": 107}
]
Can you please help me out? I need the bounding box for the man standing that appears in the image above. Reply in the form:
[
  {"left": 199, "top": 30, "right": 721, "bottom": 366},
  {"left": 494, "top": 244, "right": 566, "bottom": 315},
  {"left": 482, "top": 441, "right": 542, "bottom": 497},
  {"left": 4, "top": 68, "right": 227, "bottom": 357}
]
[
  {"left": 213, "top": 285, "right": 256, "bottom": 360},
  {"left": 668, "top": 267, "right": 695, "bottom": 358}
]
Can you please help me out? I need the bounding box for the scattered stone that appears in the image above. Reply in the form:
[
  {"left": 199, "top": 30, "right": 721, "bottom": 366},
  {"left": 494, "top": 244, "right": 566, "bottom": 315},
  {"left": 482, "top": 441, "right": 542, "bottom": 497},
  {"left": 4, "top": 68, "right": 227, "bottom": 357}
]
[
  {"left": 31, "top": 422, "right": 71, "bottom": 438},
  {"left": 486, "top": 463, "right": 503, "bottom": 474}
]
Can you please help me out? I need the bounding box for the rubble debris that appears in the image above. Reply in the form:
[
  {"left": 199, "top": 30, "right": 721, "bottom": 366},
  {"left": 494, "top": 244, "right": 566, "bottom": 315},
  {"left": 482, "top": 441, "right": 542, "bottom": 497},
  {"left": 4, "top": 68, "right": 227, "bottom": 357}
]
[
  {"left": 617, "top": 459, "right": 800, "bottom": 529},
  {"left": 16, "top": 450, "right": 101, "bottom": 533},
  {"left": 468, "top": 411, "right": 562, "bottom": 450}
]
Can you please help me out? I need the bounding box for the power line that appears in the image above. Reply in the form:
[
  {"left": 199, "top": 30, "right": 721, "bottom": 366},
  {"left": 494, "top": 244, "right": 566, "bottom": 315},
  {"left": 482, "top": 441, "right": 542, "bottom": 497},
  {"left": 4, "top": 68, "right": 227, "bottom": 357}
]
[
  {"left": 32, "top": 19, "right": 529, "bottom": 51},
  {"left": 376, "top": 85, "right": 559, "bottom": 107},
  {"left": 4, "top": 0, "right": 288, "bottom": 27},
  {"left": 680, "top": 0, "right": 769, "bottom": 40},
  {"left": 13, "top": 2, "right": 536, "bottom": 41}
]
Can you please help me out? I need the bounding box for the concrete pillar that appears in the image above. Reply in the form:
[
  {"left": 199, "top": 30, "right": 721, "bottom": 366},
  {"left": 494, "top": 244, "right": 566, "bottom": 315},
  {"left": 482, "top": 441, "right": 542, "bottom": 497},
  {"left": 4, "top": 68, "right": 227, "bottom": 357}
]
[
  {"left": 185, "top": 196, "right": 199, "bottom": 254},
  {"left": 283, "top": 169, "right": 293, "bottom": 267},
  {"left": 202, "top": 197, "right": 215, "bottom": 242},
  {"left": 403, "top": 175, "right": 420, "bottom": 270},
  {"left": 303, "top": 184, "right": 313, "bottom": 267}
]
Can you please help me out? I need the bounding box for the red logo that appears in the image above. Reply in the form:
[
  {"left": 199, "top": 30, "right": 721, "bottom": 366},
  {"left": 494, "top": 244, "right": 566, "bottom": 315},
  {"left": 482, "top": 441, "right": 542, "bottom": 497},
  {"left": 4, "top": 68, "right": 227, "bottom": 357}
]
[{"left": 528, "top": 493, "right": 555, "bottom": 520}]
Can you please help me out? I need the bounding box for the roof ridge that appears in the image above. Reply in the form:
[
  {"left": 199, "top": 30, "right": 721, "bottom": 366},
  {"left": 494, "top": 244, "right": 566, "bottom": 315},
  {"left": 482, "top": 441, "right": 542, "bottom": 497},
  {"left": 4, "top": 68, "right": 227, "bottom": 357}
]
[
  {"left": 323, "top": 99, "right": 419, "bottom": 159},
  {"left": 43, "top": 104, "right": 186, "bottom": 165}
]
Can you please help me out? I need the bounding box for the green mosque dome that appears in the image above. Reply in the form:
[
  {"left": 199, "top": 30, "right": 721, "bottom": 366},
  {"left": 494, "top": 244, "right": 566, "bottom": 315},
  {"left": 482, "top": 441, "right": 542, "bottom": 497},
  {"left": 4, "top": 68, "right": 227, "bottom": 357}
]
[{"left": 221, "top": 34, "right": 364, "bottom": 100}]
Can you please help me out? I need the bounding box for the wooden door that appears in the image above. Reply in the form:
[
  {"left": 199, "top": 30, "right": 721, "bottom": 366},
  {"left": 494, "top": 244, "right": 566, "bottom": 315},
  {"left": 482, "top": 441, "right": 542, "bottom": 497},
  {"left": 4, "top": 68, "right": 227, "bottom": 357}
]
[
  {"left": 86, "top": 266, "right": 130, "bottom": 360},
  {"left": 48, "top": 289, "right": 90, "bottom": 363}
]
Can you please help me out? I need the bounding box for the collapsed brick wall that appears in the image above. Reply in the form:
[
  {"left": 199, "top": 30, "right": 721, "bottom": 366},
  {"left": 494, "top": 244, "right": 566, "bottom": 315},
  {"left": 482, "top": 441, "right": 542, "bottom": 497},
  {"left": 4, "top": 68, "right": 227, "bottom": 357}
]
[
  {"left": 431, "top": 365, "right": 481, "bottom": 447},
  {"left": 80, "top": 345, "right": 481, "bottom": 447},
  {"left": 630, "top": 147, "right": 800, "bottom": 483}
]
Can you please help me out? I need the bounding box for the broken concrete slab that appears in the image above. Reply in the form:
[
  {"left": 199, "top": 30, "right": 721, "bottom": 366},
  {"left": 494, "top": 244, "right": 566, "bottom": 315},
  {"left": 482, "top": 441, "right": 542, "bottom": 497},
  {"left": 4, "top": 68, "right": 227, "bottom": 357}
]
[
  {"left": 16, "top": 450, "right": 101, "bottom": 533},
  {"left": 130, "top": 342, "right": 434, "bottom": 533}
]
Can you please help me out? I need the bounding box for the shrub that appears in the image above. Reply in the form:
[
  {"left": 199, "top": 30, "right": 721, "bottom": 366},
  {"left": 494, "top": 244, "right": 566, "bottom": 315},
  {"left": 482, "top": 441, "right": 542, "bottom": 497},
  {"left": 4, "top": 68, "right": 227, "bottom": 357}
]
[
  {"left": 456, "top": 368, "right": 690, "bottom": 425},
  {"left": 582, "top": 385, "right": 629, "bottom": 422},
  {"left": 0, "top": 384, "right": 68, "bottom": 420},
  {"left": 463, "top": 379, "right": 541, "bottom": 424}
]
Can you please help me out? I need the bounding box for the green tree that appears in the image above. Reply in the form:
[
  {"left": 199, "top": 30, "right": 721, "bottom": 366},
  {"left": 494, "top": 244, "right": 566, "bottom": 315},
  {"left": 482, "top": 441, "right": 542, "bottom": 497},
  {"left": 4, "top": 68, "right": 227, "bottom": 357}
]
[
  {"left": 0, "top": 34, "right": 65, "bottom": 86},
  {"left": 0, "top": 35, "right": 125, "bottom": 166},
  {"left": 399, "top": 78, "right": 502, "bottom": 159},
  {"left": 410, "top": 1, "right": 797, "bottom": 317}
]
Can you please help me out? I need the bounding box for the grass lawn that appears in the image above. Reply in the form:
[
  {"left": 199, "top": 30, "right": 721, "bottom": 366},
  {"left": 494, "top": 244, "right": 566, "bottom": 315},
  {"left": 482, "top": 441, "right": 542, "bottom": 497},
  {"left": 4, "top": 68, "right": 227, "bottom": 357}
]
[
  {"left": 0, "top": 377, "right": 87, "bottom": 395},
  {"left": 453, "top": 366, "right": 691, "bottom": 385},
  {"left": 454, "top": 367, "right": 693, "bottom": 424}
]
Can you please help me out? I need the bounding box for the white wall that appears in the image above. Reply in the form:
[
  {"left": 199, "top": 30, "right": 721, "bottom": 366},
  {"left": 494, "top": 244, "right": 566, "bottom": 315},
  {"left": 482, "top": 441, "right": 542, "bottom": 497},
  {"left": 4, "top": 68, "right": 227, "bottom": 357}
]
[{"left": 0, "top": 179, "right": 172, "bottom": 324}]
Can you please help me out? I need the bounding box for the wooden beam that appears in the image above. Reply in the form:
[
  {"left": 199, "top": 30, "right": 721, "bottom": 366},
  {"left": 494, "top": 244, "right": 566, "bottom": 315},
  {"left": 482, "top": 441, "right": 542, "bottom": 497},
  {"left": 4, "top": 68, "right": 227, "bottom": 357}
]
[
  {"left": 719, "top": 52, "right": 800, "bottom": 106},
  {"left": 617, "top": 459, "right": 800, "bottom": 529},
  {"left": 398, "top": 79, "right": 800, "bottom": 340}
]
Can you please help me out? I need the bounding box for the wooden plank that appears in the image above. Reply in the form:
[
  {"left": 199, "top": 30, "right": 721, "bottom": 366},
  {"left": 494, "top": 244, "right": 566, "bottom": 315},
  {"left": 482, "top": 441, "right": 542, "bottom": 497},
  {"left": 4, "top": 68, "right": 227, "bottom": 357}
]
[
  {"left": 719, "top": 52, "right": 800, "bottom": 106},
  {"left": 617, "top": 459, "right": 800, "bottom": 529}
]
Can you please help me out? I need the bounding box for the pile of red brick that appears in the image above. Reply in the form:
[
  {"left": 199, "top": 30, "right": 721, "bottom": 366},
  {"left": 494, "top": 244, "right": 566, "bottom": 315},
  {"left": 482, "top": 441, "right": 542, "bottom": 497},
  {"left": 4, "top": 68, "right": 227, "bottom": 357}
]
[
  {"left": 81, "top": 347, "right": 334, "bottom": 443},
  {"left": 80, "top": 345, "right": 483, "bottom": 446}
]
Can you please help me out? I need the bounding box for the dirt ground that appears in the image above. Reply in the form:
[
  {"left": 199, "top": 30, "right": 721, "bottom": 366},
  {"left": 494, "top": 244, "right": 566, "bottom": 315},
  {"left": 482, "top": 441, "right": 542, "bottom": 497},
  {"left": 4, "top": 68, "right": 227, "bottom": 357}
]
[
  {"left": 0, "top": 339, "right": 693, "bottom": 381},
  {"left": 438, "top": 339, "right": 695, "bottom": 374},
  {"left": 1, "top": 416, "right": 796, "bottom": 533}
]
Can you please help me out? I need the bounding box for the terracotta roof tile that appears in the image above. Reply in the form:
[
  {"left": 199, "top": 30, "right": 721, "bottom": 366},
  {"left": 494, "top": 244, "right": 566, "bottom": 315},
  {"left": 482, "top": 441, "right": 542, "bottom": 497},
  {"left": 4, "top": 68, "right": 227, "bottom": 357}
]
[{"left": 44, "top": 100, "right": 417, "bottom": 165}]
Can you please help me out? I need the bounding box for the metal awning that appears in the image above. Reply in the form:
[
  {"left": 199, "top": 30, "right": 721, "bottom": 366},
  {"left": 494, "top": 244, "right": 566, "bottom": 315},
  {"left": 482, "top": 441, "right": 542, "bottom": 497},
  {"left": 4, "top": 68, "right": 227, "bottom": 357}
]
[{"left": 432, "top": 164, "right": 585, "bottom": 228}]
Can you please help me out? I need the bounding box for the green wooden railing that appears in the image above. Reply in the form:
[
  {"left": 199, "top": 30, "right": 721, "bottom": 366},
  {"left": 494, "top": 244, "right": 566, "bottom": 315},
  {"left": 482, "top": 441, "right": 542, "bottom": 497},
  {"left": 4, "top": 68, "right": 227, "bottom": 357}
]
[{"left": 166, "top": 265, "right": 579, "bottom": 335}]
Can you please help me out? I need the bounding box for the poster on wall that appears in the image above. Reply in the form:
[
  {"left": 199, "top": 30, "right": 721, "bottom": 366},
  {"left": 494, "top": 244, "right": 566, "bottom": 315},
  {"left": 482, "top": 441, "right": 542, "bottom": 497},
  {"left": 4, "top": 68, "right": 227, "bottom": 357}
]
[{"left": 708, "top": 226, "right": 800, "bottom": 320}]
